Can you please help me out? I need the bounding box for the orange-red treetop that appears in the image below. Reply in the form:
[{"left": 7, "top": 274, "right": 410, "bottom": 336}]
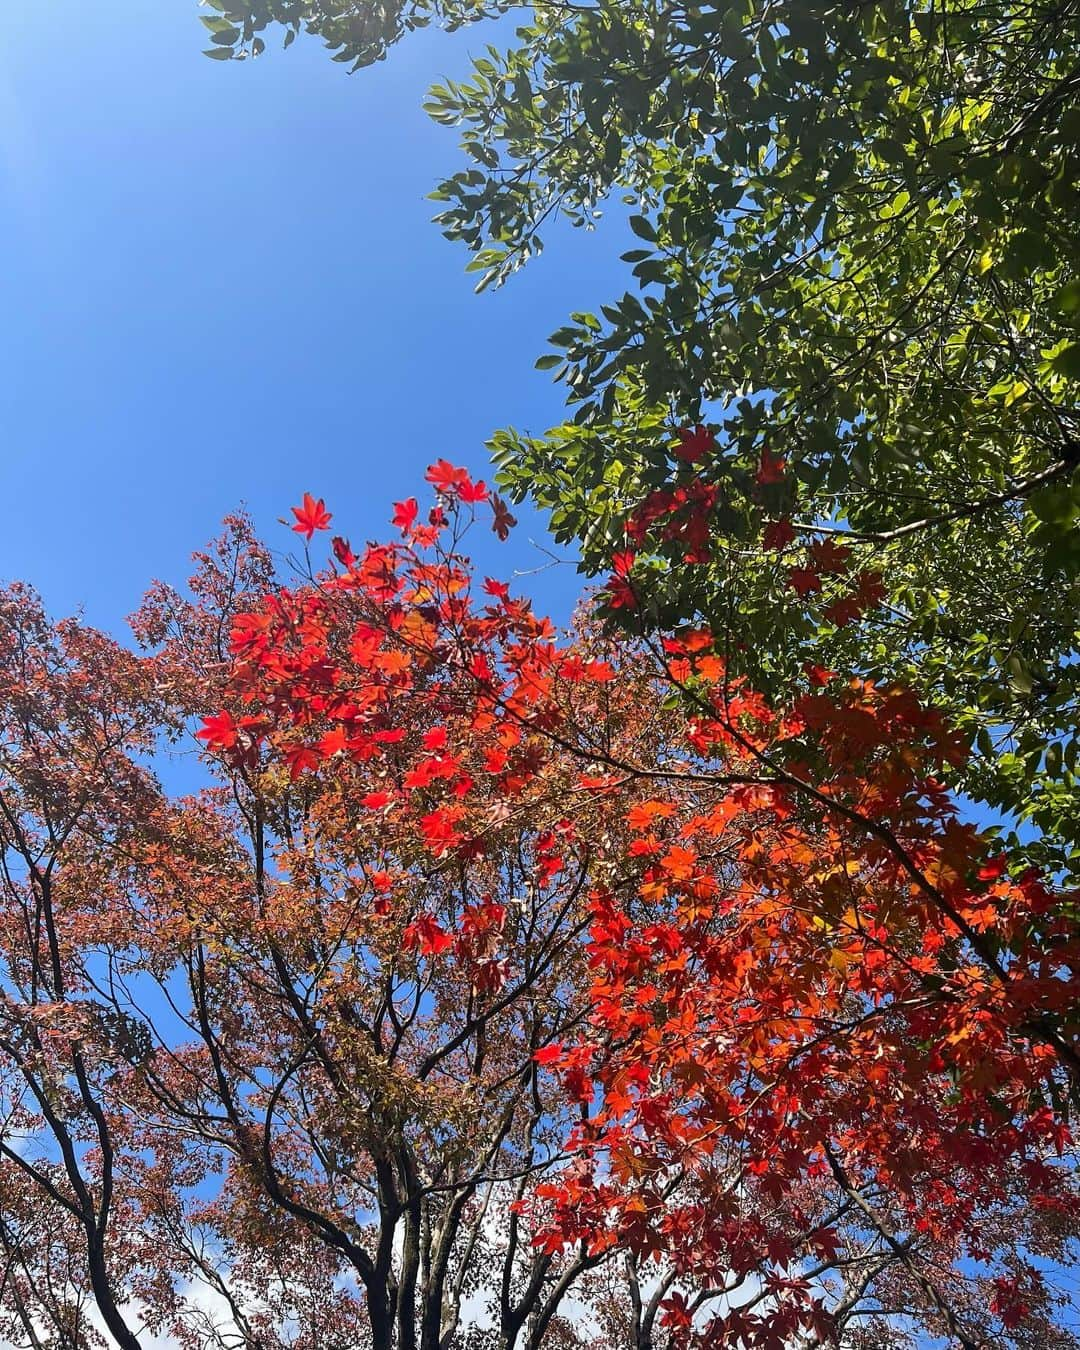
[{"left": 191, "top": 472, "right": 1080, "bottom": 1348}]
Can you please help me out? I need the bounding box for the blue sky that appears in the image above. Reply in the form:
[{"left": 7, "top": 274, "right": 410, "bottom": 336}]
[{"left": 0, "top": 3, "right": 629, "bottom": 635}]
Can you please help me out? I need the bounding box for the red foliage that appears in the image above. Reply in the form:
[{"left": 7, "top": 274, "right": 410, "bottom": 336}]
[
  {"left": 291, "top": 491, "right": 333, "bottom": 540},
  {"left": 2, "top": 476, "right": 1079, "bottom": 1350},
  {"left": 198, "top": 473, "right": 1080, "bottom": 1347}
]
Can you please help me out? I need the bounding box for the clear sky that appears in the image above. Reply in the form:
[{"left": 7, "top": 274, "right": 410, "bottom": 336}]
[{"left": 0, "top": 3, "right": 630, "bottom": 635}]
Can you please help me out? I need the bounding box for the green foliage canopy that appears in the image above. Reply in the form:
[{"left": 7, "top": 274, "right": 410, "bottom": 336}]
[{"left": 199, "top": 0, "right": 1080, "bottom": 872}]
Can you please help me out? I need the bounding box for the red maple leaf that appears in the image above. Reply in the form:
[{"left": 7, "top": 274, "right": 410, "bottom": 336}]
[
  {"left": 627, "top": 800, "right": 678, "bottom": 830},
  {"left": 604, "top": 576, "right": 638, "bottom": 610},
  {"left": 291, "top": 492, "right": 332, "bottom": 540},
  {"left": 457, "top": 477, "right": 488, "bottom": 504},
  {"left": 823, "top": 594, "right": 864, "bottom": 627},
  {"left": 763, "top": 518, "right": 795, "bottom": 550},
  {"left": 392, "top": 498, "right": 419, "bottom": 533},
  {"left": 283, "top": 743, "right": 320, "bottom": 779},
  {"left": 403, "top": 914, "right": 453, "bottom": 957},
  {"left": 788, "top": 567, "right": 822, "bottom": 597},
  {"left": 756, "top": 448, "right": 787, "bottom": 484},
  {"left": 331, "top": 536, "right": 356, "bottom": 568},
  {"left": 978, "top": 856, "right": 1009, "bottom": 882},
  {"left": 491, "top": 494, "right": 517, "bottom": 541},
  {"left": 810, "top": 538, "right": 852, "bottom": 575},
  {"left": 197, "top": 709, "right": 238, "bottom": 750},
  {"left": 425, "top": 459, "right": 470, "bottom": 495},
  {"left": 674, "top": 424, "right": 715, "bottom": 464},
  {"left": 804, "top": 663, "right": 834, "bottom": 686},
  {"left": 855, "top": 569, "right": 886, "bottom": 609},
  {"left": 318, "top": 727, "right": 348, "bottom": 758}
]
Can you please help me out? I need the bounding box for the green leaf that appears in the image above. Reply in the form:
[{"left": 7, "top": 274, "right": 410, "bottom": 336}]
[
  {"left": 1050, "top": 342, "right": 1080, "bottom": 381},
  {"left": 877, "top": 189, "right": 910, "bottom": 220},
  {"left": 1054, "top": 279, "right": 1080, "bottom": 320}
]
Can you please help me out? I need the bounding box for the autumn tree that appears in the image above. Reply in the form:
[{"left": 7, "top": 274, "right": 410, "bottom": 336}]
[
  {"left": 196, "top": 0, "right": 1080, "bottom": 879},
  {"left": 0, "top": 502, "right": 701, "bottom": 1350},
  {"left": 0, "top": 581, "right": 187, "bottom": 1350},
  {"left": 4, "top": 472, "right": 1078, "bottom": 1347},
  {"left": 200, "top": 481, "right": 1080, "bottom": 1348}
]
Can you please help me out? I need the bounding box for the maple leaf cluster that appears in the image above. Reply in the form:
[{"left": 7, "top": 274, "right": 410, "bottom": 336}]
[{"left": 603, "top": 428, "right": 892, "bottom": 636}]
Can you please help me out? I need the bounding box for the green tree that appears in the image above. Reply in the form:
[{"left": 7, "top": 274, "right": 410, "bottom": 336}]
[{"left": 199, "top": 0, "right": 1080, "bottom": 873}]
